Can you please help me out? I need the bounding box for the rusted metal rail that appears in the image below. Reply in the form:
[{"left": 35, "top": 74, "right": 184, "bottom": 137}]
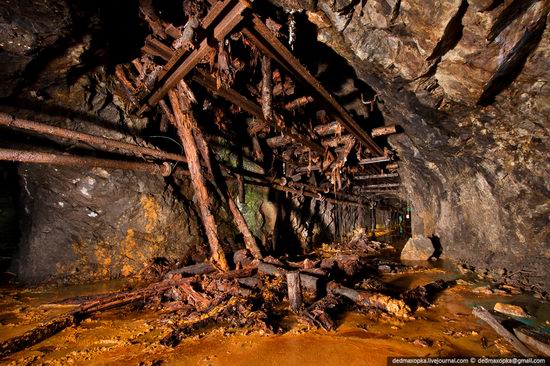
[
  {"left": 0, "top": 113, "right": 187, "bottom": 163},
  {"left": 241, "top": 15, "right": 383, "bottom": 156},
  {"left": 0, "top": 148, "right": 176, "bottom": 177}
]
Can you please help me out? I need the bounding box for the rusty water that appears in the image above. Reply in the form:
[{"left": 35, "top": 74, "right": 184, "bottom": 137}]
[{"left": 0, "top": 262, "right": 548, "bottom": 366}]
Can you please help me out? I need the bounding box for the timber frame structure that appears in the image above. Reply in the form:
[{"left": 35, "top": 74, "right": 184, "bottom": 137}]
[{"left": 0, "top": 0, "right": 404, "bottom": 268}]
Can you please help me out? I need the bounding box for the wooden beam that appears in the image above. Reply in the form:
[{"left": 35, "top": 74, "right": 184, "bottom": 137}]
[
  {"left": 371, "top": 125, "right": 397, "bottom": 138},
  {"left": 261, "top": 55, "right": 273, "bottom": 121},
  {"left": 266, "top": 134, "right": 293, "bottom": 148},
  {"left": 181, "top": 87, "right": 263, "bottom": 260},
  {"left": 359, "top": 183, "right": 401, "bottom": 189},
  {"left": 286, "top": 272, "right": 302, "bottom": 311},
  {"left": 0, "top": 148, "right": 176, "bottom": 177},
  {"left": 313, "top": 121, "right": 341, "bottom": 136},
  {"left": 0, "top": 113, "right": 187, "bottom": 163},
  {"left": 167, "top": 87, "right": 229, "bottom": 271},
  {"left": 191, "top": 71, "right": 325, "bottom": 155},
  {"left": 284, "top": 96, "right": 314, "bottom": 111}
]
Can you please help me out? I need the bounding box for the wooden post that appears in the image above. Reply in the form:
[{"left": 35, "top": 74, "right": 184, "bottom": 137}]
[
  {"left": 286, "top": 271, "right": 302, "bottom": 311},
  {"left": 370, "top": 204, "right": 377, "bottom": 239},
  {"left": 167, "top": 88, "right": 229, "bottom": 271},
  {"left": 174, "top": 82, "right": 263, "bottom": 260},
  {"left": 261, "top": 55, "right": 273, "bottom": 121}
]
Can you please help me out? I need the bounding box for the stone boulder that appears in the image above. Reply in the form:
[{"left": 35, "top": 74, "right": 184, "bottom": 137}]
[{"left": 400, "top": 235, "right": 435, "bottom": 261}]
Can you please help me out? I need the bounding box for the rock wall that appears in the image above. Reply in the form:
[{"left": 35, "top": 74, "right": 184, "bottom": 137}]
[
  {"left": 270, "top": 0, "right": 549, "bottom": 289},
  {"left": 18, "top": 165, "right": 206, "bottom": 284}
]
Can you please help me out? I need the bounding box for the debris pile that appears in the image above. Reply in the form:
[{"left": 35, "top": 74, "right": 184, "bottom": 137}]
[{"left": 0, "top": 238, "right": 451, "bottom": 357}]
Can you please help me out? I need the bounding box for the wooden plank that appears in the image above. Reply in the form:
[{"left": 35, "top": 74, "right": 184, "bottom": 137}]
[
  {"left": 472, "top": 306, "right": 536, "bottom": 357},
  {"left": 286, "top": 272, "right": 302, "bottom": 311},
  {"left": 371, "top": 125, "right": 397, "bottom": 137}
]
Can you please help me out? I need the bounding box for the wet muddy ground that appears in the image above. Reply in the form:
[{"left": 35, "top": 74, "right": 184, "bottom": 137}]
[{"left": 0, "top": 259, "right": 548, "bottom": 366}]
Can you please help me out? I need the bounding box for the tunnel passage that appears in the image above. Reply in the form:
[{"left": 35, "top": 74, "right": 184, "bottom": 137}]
[{"left": 0, "top": 0, "right": 548, "bottom": 362}]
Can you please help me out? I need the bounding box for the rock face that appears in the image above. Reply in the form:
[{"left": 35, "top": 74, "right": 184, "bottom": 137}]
[
  {"left": 18, "top": 165, "right": 207, "bottom": 284},
  {"left": 270, "top": 0, "right": 550, "bottom": 289},
  {"left": 400, "top": 235, "right": 435, "bottom": 261}
]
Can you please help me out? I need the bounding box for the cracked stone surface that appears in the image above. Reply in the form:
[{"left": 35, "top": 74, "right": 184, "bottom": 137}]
[{"left": 271, "top": 0, "right": 549, "bottom": 290}]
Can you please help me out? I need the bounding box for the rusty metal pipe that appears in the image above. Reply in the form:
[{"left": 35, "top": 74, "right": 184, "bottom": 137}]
[
  {"left": 0, "top": 113, "right": 187, "bottom": 163},
  {"left": 0, "top": 148, "right": 174, "bottom": 176}
]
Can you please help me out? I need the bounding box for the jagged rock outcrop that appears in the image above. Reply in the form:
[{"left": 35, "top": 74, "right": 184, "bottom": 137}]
[
  {"left": 401, "top": 235, "right": 435, "bottom": 261},
  {"left": 270, "top": 0, "right": 549, "bottom": 289}
]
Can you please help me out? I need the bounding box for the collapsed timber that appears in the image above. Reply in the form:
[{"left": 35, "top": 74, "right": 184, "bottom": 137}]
[{"left": 0, "top": 235, "right": 451, "bottom": 357}]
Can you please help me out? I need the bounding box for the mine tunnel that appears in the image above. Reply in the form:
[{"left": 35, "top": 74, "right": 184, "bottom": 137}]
[{"left": 0, "top": 0, "right": 548, "bottom": 363}]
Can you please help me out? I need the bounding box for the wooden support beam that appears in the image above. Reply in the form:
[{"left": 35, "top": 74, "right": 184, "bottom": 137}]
[
  {"left": 242, "top": 16, "right": 383, "bottom": 155},
  {"left": 321, "top": 135, "right": 354, "bottom": 148},
  {"left": 167, "top": 87, "right": 229, "bottom": 271},
  {"left": 266, "top": 134, "right": 293, "bottom": 148},
  {"left": 182, "top": 87, "right": 263, "bottom": 260},
  {"left": 286, "top": 272, "right": 302, "bottom": 311},
  {"left": 371, "top": 125, "right": 397, "bottom": 138},
  {"left": 261, "top": 55, "right": 273, "bottom": 121},
  {"left": 142, "top": 36, "right": 173, "bottom": 62},
  {"left": 284, "top": 96, "right": 314, "bottom": 111},
  {"left": 313, "top": 121, "right": 341, "bottom": 136},
  {"left": 139, "top": 0, "right": 250, "bottom": 114}
]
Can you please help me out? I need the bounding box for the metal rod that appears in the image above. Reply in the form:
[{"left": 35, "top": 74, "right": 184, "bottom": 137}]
[
  {"left": 0, "top": 148, "right": 174, "bottom": 177},
  {"left": 0, "top": 113, "right": 187, "bottom": 163}
]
